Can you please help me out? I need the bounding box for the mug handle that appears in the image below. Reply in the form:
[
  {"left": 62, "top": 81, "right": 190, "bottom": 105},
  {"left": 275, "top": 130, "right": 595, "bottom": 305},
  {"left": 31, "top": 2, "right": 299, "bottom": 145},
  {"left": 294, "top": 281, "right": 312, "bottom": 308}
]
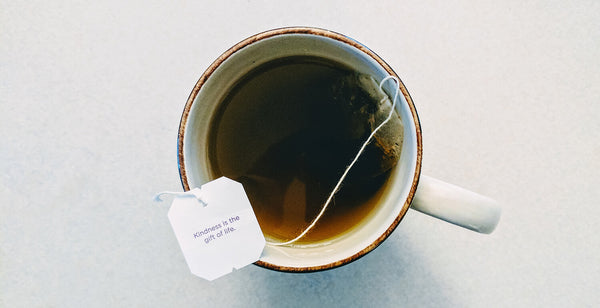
[{"left": 410, "top": 175, "right": 501, "bottom": 234}]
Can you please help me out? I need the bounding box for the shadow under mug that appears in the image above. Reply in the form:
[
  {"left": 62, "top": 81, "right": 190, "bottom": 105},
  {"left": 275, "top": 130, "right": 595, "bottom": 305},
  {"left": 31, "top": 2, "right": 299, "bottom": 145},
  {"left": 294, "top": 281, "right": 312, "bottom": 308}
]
[{"left": 178, "top": 27, "right": 501, "bottom": 272}]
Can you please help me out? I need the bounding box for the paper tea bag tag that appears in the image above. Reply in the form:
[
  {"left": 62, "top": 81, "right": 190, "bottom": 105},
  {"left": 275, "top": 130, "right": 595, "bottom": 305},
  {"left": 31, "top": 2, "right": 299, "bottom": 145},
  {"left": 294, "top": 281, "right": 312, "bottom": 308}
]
[{"left": 163, "top": 177, "right": 265, "bottom": 281}]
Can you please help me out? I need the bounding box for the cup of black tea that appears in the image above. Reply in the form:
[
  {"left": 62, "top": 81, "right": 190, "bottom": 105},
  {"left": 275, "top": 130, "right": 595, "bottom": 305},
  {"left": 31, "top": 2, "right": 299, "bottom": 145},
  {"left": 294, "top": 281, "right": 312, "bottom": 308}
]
[{"left": 178, "top": 27, "right": 501, "bottom": 272}]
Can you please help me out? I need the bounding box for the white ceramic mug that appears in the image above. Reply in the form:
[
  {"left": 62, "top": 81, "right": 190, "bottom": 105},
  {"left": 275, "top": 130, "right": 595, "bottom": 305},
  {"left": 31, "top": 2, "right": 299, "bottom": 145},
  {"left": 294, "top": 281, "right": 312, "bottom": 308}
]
[{"left": 178, "top": 27, "right": 501, "bottom": 272}]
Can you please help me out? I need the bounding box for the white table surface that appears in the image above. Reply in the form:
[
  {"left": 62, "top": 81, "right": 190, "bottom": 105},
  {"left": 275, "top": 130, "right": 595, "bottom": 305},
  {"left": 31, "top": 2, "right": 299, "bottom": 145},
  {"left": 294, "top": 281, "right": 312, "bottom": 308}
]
[{"left": 2, "top": 1, "right": 599, "bottom": 307}]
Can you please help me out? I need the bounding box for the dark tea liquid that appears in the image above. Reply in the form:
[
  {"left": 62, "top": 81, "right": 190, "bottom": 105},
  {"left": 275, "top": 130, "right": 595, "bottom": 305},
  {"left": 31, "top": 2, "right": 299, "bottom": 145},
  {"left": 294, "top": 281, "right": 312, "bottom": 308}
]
[{"left": 207, "top": 56, "right": 393, "bottom": 243}]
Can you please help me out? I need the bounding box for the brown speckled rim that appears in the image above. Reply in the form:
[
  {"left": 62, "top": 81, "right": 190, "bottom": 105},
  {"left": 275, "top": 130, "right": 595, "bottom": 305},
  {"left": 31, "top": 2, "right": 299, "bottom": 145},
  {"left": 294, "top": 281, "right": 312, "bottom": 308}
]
[{"left": 177, "top": 27, "right": 423, "bottom": 273}]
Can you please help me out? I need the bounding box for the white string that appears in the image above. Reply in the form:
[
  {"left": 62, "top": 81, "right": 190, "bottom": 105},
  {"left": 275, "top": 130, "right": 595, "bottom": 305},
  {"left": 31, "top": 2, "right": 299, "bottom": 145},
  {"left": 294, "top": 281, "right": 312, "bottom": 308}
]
[
  {"left": 266, "top": 76, "right": 401, "bottom": 246},
  {"left": 154, "top": 191, "right": 189, "bottom": 202},
  {"left": 154, "top": 189, "right": 208, "bottom": 207}
]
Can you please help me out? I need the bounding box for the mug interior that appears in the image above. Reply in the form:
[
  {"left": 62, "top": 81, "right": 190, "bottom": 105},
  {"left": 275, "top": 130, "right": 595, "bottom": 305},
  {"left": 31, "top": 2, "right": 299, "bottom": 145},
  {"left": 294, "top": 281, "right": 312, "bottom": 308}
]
[{"left": 178, "top": 28, "right": 421, "bottom": 271}]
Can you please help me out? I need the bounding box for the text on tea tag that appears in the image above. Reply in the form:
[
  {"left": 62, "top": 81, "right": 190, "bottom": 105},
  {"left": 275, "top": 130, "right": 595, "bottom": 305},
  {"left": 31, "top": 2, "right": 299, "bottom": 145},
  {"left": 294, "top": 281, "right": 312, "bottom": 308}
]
[{"left": 156, "top": 177, "right": 266, "bottom": 281}]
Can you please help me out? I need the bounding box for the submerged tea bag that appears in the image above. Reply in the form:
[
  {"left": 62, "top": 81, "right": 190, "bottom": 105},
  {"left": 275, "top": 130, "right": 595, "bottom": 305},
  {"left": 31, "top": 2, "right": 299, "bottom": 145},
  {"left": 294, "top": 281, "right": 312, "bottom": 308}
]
[{"left": 328, "top": 73, "right": 404, "bottom": 179}]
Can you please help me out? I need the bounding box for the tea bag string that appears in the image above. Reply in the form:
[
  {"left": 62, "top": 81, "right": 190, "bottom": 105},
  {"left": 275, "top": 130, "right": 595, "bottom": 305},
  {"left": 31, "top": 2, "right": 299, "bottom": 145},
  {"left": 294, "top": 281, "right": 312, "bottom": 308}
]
[
  {"left": 154, "top": 190, "right": 209, "bottom": 207},
  {"left": 266, "top": 76, "right": 401, "bottom": 247}
]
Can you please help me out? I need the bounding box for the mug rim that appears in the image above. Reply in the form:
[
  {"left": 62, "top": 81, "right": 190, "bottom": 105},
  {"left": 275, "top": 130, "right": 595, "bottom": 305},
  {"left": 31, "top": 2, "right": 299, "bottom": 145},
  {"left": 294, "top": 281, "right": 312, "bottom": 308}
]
[{"left": 178, "top": 26, "right": 423, "bottom": 272}]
